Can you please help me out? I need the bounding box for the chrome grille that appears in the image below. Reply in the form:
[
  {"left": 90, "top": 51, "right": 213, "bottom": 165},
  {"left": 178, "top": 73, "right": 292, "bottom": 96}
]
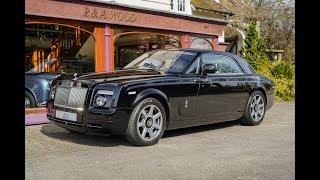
[
  {"left": 55, "top": 86, "right": 70, "bottom": 106},
  {"left": 54, "top": 86, "right": 88, "bottom": 109}
]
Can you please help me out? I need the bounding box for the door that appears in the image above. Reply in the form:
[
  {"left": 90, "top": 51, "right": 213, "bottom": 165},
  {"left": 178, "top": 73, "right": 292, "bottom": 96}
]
[
  {"left": 197, "top": 53, "right": 246, "bottom": 124},
  {"left": 165, "top": 56, "right": 201, "bottom": 129}
]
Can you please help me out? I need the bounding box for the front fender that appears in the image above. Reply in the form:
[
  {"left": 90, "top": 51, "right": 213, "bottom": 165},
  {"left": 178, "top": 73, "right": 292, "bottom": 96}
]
[
  {"left": 25, "top": 78, "right": 50, "bottom": 104},
  {"left": 132, "top": 88, "right": 169, "bottom": 108}
]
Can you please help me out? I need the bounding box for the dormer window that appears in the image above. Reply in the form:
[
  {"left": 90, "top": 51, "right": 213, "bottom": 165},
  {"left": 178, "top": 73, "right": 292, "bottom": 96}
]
[
  {"left": 170, "top": 0, "right": 187, "bottom": 13},
  {"left": 178, "top": 0, "right": 186, "bottom": 12},
  {"left": 170, "top": 0, "right": 174, "bottom": 10}
]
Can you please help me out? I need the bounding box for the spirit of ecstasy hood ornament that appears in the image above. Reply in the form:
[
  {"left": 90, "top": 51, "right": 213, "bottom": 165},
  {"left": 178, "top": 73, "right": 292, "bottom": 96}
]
[{"left": 73, "top": 73, "right": 78, "bottom": 79}]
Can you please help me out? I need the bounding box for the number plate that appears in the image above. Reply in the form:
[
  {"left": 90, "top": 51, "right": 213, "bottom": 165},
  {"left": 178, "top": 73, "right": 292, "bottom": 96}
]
[{"left": 56, "top": 110, "right": 77, "bottom": 122}]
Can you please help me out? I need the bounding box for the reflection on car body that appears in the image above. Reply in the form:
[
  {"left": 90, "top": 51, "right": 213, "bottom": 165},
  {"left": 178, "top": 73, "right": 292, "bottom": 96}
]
[{"left": 47, "top": 49, "right": 275, "bottom": 146}]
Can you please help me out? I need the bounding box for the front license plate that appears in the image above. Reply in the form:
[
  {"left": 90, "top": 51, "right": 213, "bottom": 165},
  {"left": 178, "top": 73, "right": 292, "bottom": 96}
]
[{"left": 56, "top": 110, "right": 77, "bottom": 122}]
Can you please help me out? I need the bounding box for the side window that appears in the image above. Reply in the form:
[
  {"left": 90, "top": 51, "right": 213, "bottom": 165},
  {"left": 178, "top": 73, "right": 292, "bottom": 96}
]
[
  {"left": 201, "top": 54, "right": 243, "bottom": 74},
  {"left": 185, "top": 57, "right": 200, "bottom": 74}
]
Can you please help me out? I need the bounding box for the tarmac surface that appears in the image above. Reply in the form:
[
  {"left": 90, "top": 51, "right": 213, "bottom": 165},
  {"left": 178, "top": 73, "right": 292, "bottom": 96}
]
[{"left": 25, "top": 102, "right": 295, "bottom": 180}]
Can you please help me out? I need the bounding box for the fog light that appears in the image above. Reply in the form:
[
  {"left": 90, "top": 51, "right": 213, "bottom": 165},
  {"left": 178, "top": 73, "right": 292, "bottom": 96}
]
[{"left": 96, "top": 96, "right": 107, "bottom": 107}]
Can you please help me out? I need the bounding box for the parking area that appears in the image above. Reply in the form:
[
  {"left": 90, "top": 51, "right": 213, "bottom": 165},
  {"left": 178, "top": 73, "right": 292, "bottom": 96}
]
[{"left": 26, "top": 102, "right": 294, "bottom": 180}]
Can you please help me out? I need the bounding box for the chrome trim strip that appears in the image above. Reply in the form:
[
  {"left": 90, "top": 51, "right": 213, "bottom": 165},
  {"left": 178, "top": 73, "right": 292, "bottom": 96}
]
[
  {"left": 128, "top": 91, "right": 136, "bottom": 95},
  {"left": 54, "top": 104, "right": 84, "bottom": 111},
  {"left": 87, "top": 124, "right": 102, "bottom": 129},
  {"left": 97, "top": 90, "right": 114, "bottom": 95}
]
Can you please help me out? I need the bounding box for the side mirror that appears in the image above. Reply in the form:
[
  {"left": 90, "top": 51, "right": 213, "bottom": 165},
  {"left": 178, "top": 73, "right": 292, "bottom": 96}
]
[{"left": 202, "top": 64, "right": 218, "bottom": 77}]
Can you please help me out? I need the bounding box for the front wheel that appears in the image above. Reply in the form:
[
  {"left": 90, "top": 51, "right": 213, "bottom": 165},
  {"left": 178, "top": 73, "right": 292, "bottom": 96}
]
[
  {"left": 125, "top": 98, "right": 166, "bottom": 146},
  {"left": 25, "top": 91, "right": 36, "bottom": 108},
  {"left": 240, "top": 90, "right": 266, "bottom": 126}
]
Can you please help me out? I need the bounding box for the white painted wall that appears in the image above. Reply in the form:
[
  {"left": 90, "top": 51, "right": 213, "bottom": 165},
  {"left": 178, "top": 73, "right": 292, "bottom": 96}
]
[
  {"left": 87, "top": 0, "right": 191, "bottom": 15},
  {"left": 218, "top": 31, "right": 225, "bottom": 43},
  {"left": 117, "top": 0, "right": 170, "bottom": 11}
]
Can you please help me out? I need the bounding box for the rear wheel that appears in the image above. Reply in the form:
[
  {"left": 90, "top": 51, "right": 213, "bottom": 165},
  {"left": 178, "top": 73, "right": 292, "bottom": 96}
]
[
  {"left": 25, "top": 91, "right": 36, "bottom": 108},
  {"left": 240, "top": 90, "right": 266, "bottom": 126},
  {"left": 125, "top": 98, "right": 166, "bottom": 146}
]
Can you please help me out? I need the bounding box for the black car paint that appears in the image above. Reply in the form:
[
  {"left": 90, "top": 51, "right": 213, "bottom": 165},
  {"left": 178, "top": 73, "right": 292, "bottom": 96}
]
[{"left": 47, "top": 49, "right": 275, "bottom": 135}]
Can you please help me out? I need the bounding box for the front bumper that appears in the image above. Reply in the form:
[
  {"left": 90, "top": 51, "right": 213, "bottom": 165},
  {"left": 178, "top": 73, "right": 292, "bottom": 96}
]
[{"left": 47, "top": 102, "right": 133, "bottom": 135}]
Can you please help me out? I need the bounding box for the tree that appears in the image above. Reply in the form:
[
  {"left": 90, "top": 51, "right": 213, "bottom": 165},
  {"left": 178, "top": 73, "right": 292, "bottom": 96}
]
[
  {"left": 259, "top": 0, "right": 295, "bottom": 63},
  {"left": 238, "top": 21, "right": 269, "bottom": 72},
  {"left": 220, "top": 0, "right": 295, "bottom": 62}
]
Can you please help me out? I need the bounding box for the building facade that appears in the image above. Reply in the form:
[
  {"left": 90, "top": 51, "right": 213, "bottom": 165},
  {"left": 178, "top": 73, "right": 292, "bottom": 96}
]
[{"left": 25, "top": 0, "right": 230, "bottom": 73}]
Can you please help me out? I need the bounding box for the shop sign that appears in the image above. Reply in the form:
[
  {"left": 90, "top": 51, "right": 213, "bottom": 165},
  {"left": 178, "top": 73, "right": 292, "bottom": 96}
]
[{"left": 83, "top": 7, "right": 137, "bottom": 22}]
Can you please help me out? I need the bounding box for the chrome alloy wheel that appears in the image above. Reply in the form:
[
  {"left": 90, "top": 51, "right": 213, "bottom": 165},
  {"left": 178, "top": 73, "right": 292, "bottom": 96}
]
[
  {"left": 250, "top": 94, "right": 265, "bottom": 122},
  {"left": 137, "top": 105, "right": 163, "bottom": 141},
  {"left": 25, "top": 97, "right": 31, "bottom": 108}
]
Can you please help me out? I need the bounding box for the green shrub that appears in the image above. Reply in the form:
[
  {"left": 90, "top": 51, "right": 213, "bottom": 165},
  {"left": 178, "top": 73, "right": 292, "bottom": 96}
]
[
  {"left": 256, "top": 63, "right": 295, "bottom": 101},
  {"left": 273, "top": 76, "right": 295, "bottom": 101},
  {"left": 271, "top": 62, "right": 295, "bottom": 79}
]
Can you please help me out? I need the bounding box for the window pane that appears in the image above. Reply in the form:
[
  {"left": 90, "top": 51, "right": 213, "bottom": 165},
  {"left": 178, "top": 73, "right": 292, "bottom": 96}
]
[
  {"left": 191, "top": 38, "right": 212, "bottom": 50},
  {"left": 182, "top": 0, "right": 185, "bottom": 12},
  {"left": 202, "top": 54, "right": 242, "bottom": 74},
  {"left": 170, "top": 0, "right": 174, "bottom": 10},
  {"left": 25, "top": 23, "right": 95, "bottom": 74},
  {"left": 185, "top": 57, "right": 200, "bottom": 74}
]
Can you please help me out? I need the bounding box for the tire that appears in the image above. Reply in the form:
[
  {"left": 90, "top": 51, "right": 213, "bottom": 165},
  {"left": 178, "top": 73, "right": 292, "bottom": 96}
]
[
  {"left": 25, "top": 91, "right": 36, "bottom": 108},
  {"left": 240, "top": 90, "right": 266, "bottom": 126},
  {"left": 125, "top": 98, "right": 166, "bottom": 146}
]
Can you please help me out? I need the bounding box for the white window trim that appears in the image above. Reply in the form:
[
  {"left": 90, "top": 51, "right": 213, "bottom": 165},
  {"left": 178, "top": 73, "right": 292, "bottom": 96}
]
[{"left": 170, "top": 0, "right": 188, "bottom": 13}]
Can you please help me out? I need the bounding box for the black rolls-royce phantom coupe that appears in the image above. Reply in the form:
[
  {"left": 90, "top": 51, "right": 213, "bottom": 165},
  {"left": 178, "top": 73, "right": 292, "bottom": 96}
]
[{"left": 47, "top": 49, "right": 275, "bottom": 146}]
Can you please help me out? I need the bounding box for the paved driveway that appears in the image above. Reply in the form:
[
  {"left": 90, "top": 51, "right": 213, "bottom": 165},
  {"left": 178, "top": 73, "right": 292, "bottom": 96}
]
[{"left": 26, "top": 102, "right": 295, "bottom": 180}]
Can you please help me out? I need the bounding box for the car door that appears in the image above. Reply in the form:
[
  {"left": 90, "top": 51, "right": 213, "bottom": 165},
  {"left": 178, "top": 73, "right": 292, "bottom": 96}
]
[
  {"left": 167, "top": 56, "right": 201, "bottom": 129},
  {"left": 196, "top": 53, "right": 246, "bottom": 124}
]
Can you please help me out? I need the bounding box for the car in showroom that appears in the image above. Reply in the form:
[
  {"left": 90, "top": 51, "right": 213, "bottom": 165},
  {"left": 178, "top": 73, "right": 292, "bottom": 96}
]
[
  {"left": 25, "top": 58, "right": 59, "bottom": 108},
  {"left": 46, "top": 49, "right": 275, "bottom": 146},
  {"left": 25, "top": 58, "right": 94, "bottom": 108},
  {"left": 25, "top": 72, "right": 60, "bottom": 108}
]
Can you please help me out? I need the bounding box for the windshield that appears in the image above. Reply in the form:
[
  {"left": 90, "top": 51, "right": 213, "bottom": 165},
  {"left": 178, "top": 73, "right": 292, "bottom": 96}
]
[{"left": 122, "top": 50, "right": 197, "bottom": 73}]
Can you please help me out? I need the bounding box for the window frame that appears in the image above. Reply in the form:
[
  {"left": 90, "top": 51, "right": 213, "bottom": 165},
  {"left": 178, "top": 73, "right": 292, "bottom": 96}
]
[
  {"left": 200, "top": 53, "right": 245, "bottom": 76},
  {"left": 184, "top": 56, "right": 201, "bottom": 74},
  {"left": 170, "top": 0, "right": 186, "bottom": 13},
  {"left": 170, "top": 0, "right": 174, "bottom": 10},
  {"left": 182, "top": 52, "right": 245, "bottom": 76}
]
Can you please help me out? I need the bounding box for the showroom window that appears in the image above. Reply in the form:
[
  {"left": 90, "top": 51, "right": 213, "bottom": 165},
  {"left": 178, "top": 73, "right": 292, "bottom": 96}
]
[
  {"left": 113, "top": 31, "right": 181, "bottom": 69},
  {"left": 25, "top": 22, "right": 95, "bottom": 74},
  {"left": 190, "top": 37, "right": 213, "bottom": 50}
]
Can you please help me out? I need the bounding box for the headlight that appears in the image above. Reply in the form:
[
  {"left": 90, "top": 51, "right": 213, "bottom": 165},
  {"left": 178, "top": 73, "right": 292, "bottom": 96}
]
[
  {"left": 96, "top": 95, "right": 107, "bottom": 107},
  {"left": 50, "top": 87, "right": 56, "bottom": 99}
]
